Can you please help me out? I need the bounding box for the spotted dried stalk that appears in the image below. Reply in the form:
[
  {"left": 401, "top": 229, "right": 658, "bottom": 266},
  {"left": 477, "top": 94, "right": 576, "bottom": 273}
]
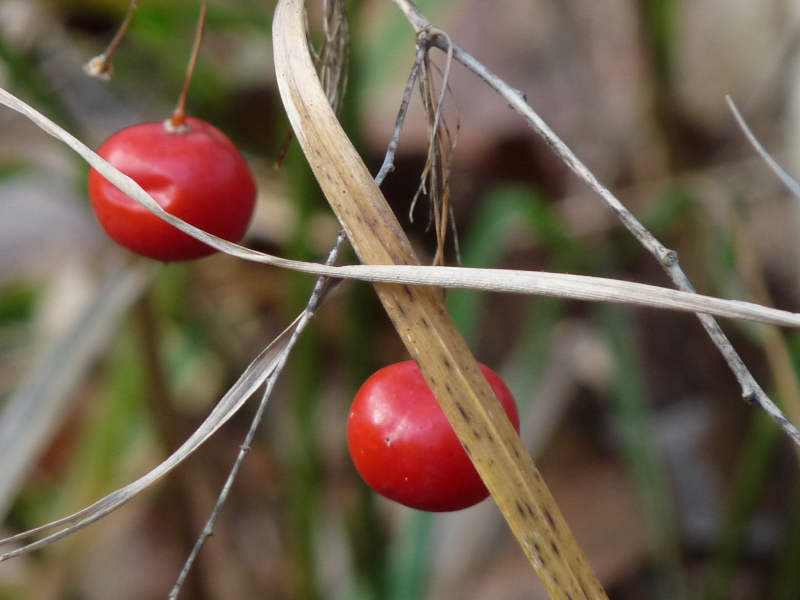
[{"left": 272, "top": 1, "right": 607, "bottom": 597}]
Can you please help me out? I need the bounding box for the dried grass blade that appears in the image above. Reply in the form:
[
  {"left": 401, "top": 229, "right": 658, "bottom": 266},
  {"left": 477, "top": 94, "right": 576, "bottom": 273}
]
[
  {"left": 1, "top": 88, "right": 800, "bottom": 331},
  {"left": 0, "top": 313, "right": 304, "bottom": 560}
]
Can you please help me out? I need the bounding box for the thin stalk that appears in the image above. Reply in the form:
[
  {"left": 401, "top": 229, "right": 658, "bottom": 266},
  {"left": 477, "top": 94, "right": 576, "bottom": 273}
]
[
  {"left": 169, "top": 0, "right": 207, "bottom": 129},
  {"left": 83, "top": 0, "right": 138, "bottom": 80}
]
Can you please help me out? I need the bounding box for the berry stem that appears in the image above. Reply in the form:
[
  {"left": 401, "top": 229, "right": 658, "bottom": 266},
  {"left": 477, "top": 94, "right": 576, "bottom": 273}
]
[
  {"left": 170, "top": 0, "right": 208, "bottom": 129},
  {"left": 84, "top": 0, "right": 138, "bottom": 79}
]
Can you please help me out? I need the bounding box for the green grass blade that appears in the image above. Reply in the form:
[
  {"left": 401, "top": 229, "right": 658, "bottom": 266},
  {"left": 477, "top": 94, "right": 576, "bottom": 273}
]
[
  {"left": 598, "top": 306, "right": 686, "bottom": 600},
  {"left": 701, "top": 412, "right": 781, "bottom": 600},
  {"left": 448, "top": 184, "right": 575, "bottom": 347},
  {"left": 389, "top": 511, "right": 433, "bottom": 600}
]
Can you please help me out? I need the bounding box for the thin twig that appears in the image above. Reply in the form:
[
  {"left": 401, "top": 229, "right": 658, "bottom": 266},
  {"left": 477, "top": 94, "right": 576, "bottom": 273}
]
[
  {"left": 731, "top": 208, "right": 800, "bottom": 463},
  {"left": 375, "top": 47, "right": 426, "bottom": 186},
  {"left": 388, "top": 0, "right": 800, "bottom": 446},
  {"left": 409, "top": 53, "right": 435, "bottom": 224},
  {"left": 726, "top": 95, "right": 800, "bottom": 200},
  {"left": 726, "top": 97, "right": 800, "bottom": 457}
]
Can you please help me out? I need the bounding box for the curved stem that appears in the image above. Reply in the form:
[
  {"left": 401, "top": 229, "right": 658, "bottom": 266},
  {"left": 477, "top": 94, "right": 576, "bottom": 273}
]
[{"left": 83, "top": 0, "right": 138, "bottom": 79}]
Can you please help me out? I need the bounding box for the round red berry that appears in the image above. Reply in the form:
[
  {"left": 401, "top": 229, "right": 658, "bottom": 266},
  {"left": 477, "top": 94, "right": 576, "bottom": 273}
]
[
  {"left": 88, "top": 117, "right": 256, "bottom": 261},
  {"left": 347, "top": 360, "right": 520, "bottom": 512}
]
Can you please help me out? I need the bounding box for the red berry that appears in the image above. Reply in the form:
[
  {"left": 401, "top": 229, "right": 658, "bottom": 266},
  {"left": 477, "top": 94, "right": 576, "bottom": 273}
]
[
  {"left": 347, "top": 360, "right": 519, "bottom": 512},
  {"left": 88, "top": 117, "right": 256, "bottom": 261}
]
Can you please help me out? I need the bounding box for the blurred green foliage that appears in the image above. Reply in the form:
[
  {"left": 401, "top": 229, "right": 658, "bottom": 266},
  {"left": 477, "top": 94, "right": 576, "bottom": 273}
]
[{"left": 0, "top": 283, "right": 37, "bottom": 326}]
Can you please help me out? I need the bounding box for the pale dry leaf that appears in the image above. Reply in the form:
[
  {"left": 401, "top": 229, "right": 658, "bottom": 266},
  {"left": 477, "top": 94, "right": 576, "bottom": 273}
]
[
  {"left": 0, "top": 87, "right": 798, "bottom": 330},
  {"left": 0, "top": 313, "right": 304, "bottom": 560}
]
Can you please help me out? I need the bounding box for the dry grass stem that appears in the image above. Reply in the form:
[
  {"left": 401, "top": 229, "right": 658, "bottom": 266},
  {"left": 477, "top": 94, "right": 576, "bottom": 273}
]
[
  {"left": 307, "top": 0, "right": 349, "bottom": 113},
  {"left": 726, "top": 96, "right": 800, "bottom": 200},
  {"left": 410, "top": 34, "right": 459, "bottom": 266},
  {"left": 2, "top": 84, "right": 797, "bottom": 331}
]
